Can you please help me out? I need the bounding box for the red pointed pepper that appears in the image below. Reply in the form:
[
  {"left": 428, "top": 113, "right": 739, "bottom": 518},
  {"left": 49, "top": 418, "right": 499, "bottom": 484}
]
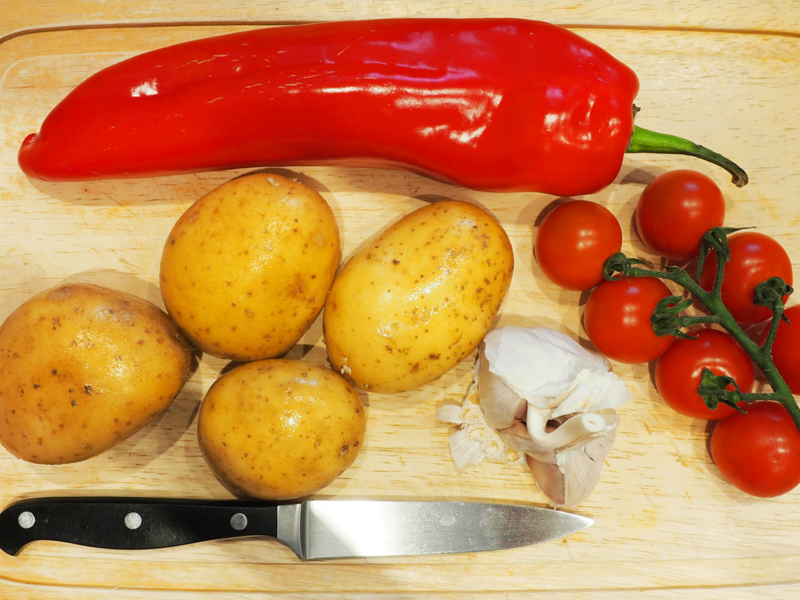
[{"left": 17, "top": 18, "right": 747, "bottom": 194}]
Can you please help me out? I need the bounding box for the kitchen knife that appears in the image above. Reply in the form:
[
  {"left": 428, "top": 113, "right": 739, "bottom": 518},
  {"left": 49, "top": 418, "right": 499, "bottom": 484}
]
[{"left": 0, "top": 497, "right": 592, "bottom": 559}]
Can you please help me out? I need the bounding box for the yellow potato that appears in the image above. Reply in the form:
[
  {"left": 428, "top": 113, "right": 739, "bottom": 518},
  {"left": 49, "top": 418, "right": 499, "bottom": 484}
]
[
  {"left": 0, "top": 283, "right": 192, "bottom": 464},
  {"left": 323, "top": 200, "right": 514, "bottom": 393},
  {"left": 160, "top": 173, "right": 340, "bottom": 361},
  {"left": 198, "top": 359, "right": 366, "bottom": 499}
]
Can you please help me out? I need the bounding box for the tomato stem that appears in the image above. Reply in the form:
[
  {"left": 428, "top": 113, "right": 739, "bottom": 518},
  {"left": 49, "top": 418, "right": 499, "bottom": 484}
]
[
  {"left": 678, "top": 315, "right": 720, "bottom": 327},
  {"left": 740, "top": 392, "right": 793, "bottom": 402},
  {"left": 760, "top": 303, "right": 786, "bottom": 360},
  {"left": 603, "top": 234, "right": 800, "bottom": 432}
]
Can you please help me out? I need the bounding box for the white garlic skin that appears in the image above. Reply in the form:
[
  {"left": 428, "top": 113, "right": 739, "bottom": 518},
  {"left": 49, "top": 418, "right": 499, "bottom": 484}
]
[{"left": 476, "top": 326, "right": 630, "bottom": 508}]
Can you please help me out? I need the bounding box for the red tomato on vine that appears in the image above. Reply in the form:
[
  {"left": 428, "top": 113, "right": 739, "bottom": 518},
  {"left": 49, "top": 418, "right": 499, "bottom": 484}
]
[
  {"left": 698, "top": 231, "right": 793, "bottom": 325},
  {"left": 635, "top": 170, "right": 726, "bottom": 261},
  {"left": 535, "top": 200, "right": 622, "bottom": 291},
  {"left": 584, "top": 277, "right": 675, "bottom": 364},
  {"left": 711, "top": 402, "right": 800, "bottom": 497},
  {"left": 764, "top": 304, "right": 800, "bottom": 394},
  {"left": 655, "top": 328, "right": 753, "bottom": 420}
]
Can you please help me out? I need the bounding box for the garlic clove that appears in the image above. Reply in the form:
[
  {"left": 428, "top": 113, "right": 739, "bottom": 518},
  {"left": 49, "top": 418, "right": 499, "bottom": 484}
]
[
  {"left": 527, "top": 457, "right": 567, "bottom": 506},
  {"left": 526, "top": 410, "right": 620, "bottom": 508},
  {"left": 556, "top": 428, "right": 618, "bottom": 508},
  {"left": 477, "top": 348, "right": 527, "bottom": 430}
]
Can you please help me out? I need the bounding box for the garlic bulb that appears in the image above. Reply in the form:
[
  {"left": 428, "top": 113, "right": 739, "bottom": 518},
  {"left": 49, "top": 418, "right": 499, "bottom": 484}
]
[{"left": 438, "top": 326, "right": 630, "bottom": 508}]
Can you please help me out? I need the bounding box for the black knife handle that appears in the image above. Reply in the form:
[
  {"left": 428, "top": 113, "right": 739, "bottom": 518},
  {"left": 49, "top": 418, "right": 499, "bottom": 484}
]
[{"left": 0, "top": 497, "right": 279, "bottom": 556}]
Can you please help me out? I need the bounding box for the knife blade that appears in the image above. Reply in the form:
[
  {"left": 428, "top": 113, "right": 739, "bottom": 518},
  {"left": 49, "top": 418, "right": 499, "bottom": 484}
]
[{"left": 0, "top": 497, "right": 592, "bottom": 560}]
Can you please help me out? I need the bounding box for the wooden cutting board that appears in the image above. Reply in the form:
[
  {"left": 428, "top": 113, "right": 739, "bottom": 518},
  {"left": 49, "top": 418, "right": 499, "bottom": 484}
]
[{"left": 2, "top": 2, "right": 800, "bottom": 598}]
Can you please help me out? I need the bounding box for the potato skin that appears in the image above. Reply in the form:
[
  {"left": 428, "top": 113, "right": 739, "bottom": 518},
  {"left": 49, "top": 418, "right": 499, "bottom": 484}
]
[
  {"left": 198, "top": 360, "right": 366, "bottom": 500},
  {"left": 0, "top": 283, "right": 192, "bottom": 464},
  {"left": 323, "top": 200, "right": 514, "bottom": 393},
  {"left": 160, "top": 173, "right": 340, "bottom": 361}
]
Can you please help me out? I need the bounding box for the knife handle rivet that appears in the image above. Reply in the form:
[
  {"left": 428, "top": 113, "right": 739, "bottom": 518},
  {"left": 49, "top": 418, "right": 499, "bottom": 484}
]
[
  {"left": 17, "top": 511, "right": 35, "bottom": 529},
  {"left": 230, "top": 513, "right": 248, "bottom": 531},
  {"left": 124, "top": 512, "right": 142, "bottom": 530}
]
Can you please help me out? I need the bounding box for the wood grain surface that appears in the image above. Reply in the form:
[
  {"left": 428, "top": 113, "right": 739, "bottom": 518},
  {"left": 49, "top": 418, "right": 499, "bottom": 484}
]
[
  {"left": 2, "top": 1, "right": 800, "bottom": 598},
  {"left": 3, "top": 0, "right": 799, "bottom": 41}
]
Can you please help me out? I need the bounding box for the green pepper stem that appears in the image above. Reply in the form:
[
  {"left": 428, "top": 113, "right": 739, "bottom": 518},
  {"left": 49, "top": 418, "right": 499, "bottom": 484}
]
[{"left": 627, "top": 125, "right": 749, "bottom": 188}]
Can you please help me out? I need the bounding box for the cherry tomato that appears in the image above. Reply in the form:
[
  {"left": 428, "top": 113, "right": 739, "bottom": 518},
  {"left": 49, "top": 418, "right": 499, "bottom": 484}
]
[
  {"left": 535, "top": 200, "right": 622, "bottom": 291},
  {"left": 655, "top": 328, "right": 753, "bottom": 420},
  {"left": 764, "top": 305, "right": 800, "bottom": 394},
  {"left": 710, "top": 402, "right": 800, "bottom": 497},
  {"left": 698, "top": 231, "right": 793, "bottom": 325},
  {"left": 584, "top": 277, "right": 675, "bottom": 364},
  {"left": 635, "top": 170, "right": 726, "bottom": 261}
]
